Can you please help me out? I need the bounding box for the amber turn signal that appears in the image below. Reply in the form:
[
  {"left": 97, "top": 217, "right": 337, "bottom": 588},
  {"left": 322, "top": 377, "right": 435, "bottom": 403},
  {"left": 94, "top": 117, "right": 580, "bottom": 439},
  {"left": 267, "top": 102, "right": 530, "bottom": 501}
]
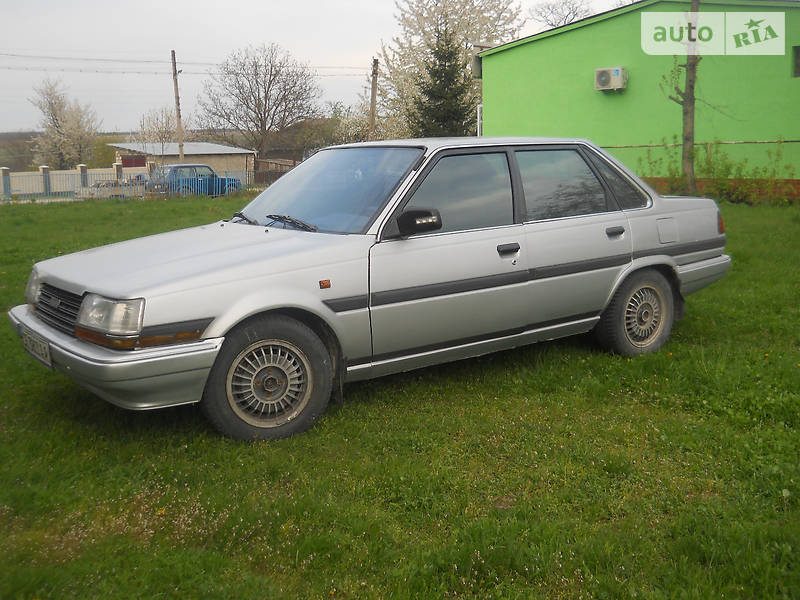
[{"left": 75, "top": 326, "right": 139, "bottom": 349}]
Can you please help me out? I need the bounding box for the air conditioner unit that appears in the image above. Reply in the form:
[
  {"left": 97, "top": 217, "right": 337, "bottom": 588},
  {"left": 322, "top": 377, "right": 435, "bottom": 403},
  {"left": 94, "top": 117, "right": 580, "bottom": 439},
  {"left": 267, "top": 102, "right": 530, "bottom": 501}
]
[{"left": 595, "top": 67, "right": 628, "bottom": 91}]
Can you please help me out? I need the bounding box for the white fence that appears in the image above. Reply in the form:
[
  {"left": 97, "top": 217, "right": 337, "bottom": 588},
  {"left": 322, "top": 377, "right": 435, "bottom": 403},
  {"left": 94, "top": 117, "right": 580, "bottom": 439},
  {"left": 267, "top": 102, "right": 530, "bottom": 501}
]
[
  {"left": 1, "top": 164, "right": 148, "bottom": 201},
  {"left": 0, "top": 164, "right": 282, "bottom": 202}
]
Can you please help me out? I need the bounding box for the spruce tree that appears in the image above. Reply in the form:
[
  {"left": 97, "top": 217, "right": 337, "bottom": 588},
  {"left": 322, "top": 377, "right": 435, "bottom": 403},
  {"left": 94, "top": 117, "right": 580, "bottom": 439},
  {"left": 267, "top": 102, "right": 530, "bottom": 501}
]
[{"left": 408, "top": 21, "right": 477, "bottom": 137}]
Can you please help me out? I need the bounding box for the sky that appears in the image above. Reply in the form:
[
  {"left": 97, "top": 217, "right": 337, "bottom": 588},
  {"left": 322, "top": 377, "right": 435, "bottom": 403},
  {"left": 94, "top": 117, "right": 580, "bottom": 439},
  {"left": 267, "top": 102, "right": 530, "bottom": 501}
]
[{"left": 0, "top": 0, "right": 618, "bottom": 133}]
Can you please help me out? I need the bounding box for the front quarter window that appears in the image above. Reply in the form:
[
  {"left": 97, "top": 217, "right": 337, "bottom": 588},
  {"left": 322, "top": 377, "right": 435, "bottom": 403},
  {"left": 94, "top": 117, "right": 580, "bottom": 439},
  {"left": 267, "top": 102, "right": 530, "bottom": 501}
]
[{"left": 240, "top": 146, "right": 423, "bottom": 234}]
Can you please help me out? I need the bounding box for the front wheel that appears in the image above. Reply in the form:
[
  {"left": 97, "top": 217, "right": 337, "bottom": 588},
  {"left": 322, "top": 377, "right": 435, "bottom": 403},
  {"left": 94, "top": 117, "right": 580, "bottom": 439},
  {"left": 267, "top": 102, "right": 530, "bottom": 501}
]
[
  {"left": 595, "top": 269, "right": 675, "bottom": 356},
  {"left": 201, "top": 315, "right": 333, "bottom": 440}
]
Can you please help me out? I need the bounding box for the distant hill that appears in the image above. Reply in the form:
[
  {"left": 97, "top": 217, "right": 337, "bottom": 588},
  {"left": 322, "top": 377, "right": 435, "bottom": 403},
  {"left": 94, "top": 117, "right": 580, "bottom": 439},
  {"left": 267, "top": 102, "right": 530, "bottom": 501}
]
[
  {"left": 0, "top": 131, "right": 38, "bottom": 141},
  {"left": 0, "top": 132, "right": 36, "bottom": 171}
]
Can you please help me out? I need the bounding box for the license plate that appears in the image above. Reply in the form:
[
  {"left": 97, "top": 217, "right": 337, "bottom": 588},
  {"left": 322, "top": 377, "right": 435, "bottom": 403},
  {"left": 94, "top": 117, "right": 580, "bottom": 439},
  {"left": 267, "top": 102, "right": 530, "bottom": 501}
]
[{"left": 22, "top": 327, "right": 52, "bottom": 368}]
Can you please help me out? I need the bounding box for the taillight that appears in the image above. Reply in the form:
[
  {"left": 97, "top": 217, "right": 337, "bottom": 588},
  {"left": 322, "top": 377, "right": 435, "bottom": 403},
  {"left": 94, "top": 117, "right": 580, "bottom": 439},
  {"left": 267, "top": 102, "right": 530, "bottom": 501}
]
[{"left": 717, "top": 211, "right": 725, "bottom": 234}]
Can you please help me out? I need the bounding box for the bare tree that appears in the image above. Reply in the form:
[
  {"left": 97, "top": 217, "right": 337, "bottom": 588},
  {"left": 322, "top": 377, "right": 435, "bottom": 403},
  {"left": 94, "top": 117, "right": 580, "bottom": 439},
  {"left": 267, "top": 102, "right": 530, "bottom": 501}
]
[
  {"left": 378, "top": 0, "right": 524, "bottom": 138},
  {"left": 529, "top": 0, "right": 592, "bottom": 29},
  {"left": 30, "top": 79, "right": 100, "bottom": 169},
  {"left": 130, "top": 107, "right": 193, "bottom": 164},
  {"left": 198, "top": 44, "right": 321, "bottom": 155}
]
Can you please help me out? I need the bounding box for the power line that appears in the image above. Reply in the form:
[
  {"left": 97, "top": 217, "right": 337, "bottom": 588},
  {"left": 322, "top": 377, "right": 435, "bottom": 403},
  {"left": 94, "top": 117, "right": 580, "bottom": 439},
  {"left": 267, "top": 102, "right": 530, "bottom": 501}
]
[
  {"left": 0, "top": 65, "right": 204, "bottom": 75},
  {"left": 0, "top": 65, "right": 366, "bottom": 77},
  {"left": 0, "top": 51, "right": 364, "bottom": 71},
  {"left": 0, "top": 51, "right": 209, "bottom": 65}
]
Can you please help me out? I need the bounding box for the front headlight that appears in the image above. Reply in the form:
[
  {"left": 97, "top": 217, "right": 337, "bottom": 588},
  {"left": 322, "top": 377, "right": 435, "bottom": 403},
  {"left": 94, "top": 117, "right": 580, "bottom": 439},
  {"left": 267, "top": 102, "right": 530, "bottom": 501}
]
[
  {"left": 76, "top": 295, "right": 145, "bottom": 348},
  {"left": 25, "top": 268, "right": 41, "bottom": 306}
]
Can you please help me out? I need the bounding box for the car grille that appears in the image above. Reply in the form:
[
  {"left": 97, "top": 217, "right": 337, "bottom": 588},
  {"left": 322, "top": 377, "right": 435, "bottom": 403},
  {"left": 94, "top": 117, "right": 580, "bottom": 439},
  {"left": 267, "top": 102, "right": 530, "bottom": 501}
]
[{"left": 35, "top": 283, "right": 83, "bottom": 335}]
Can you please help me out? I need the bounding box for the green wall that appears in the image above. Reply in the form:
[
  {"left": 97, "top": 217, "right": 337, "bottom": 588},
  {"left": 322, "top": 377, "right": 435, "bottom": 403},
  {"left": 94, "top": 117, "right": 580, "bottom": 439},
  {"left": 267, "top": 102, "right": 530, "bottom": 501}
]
[{"left": 481, "top": 0, "right": 800, "bottom": 177}]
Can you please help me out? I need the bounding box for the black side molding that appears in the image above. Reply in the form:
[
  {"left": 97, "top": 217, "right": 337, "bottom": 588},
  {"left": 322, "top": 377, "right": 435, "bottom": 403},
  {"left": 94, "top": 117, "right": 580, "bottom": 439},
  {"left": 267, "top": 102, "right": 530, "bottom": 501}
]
[
  {"left": 529, "top": 254, "right": 631, "bottom": 280},
  {"left": 371, "top": 270, "right": 528, "bottom": 307},
  {"left": 633, "top": 236, "right": 726, "bottom": 260},
  {"left": 140, "top": 317, "right": 214, "bottom": 338},
  {"left": 322, "top": 296, "right": 369, "bottom": 313}
]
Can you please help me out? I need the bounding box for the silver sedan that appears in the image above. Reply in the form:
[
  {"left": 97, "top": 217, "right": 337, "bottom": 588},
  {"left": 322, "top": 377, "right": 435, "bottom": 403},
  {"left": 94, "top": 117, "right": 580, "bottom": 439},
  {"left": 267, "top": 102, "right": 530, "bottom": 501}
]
[{"left": 9, "top": 137, "right": 730, "bottom": 440}]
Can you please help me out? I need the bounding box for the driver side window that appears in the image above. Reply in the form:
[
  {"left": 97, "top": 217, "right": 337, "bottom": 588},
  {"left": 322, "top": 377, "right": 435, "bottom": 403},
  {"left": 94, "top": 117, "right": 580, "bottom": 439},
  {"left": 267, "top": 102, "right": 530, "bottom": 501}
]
[{"left": 404, "top": 152, "right": 514, "bottom": 234}]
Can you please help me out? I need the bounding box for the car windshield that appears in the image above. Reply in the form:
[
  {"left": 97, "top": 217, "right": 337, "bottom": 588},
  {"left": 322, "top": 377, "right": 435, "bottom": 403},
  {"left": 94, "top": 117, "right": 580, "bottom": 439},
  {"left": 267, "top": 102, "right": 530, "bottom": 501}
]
[{"left": 240, "top": 146, "right": 423, "bottom": 234}]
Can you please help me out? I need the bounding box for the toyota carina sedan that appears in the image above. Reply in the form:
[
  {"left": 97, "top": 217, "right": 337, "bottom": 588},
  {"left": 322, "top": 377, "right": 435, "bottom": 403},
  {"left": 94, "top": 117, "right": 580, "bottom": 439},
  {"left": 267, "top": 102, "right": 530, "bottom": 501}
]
[{"left": 9, "top": 138, "right": 730, "bottom": 440}]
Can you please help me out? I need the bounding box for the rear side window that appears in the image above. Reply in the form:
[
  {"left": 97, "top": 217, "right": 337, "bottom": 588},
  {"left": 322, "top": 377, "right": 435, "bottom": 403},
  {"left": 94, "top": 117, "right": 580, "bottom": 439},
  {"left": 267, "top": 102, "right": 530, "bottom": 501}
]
[
  {"left": 404, "top": 152, "right": 513, "bottom": 234},
  {"left": 588, "top": 153, "right": 649, "bottom": 210},
  {"left": 516, "top": 150, "right": 608, "bottom": 221}
]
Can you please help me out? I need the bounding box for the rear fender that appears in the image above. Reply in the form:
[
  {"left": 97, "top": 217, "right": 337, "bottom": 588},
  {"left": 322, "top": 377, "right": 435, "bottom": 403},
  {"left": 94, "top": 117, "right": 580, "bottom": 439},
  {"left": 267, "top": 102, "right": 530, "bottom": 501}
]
[{"left": 604, "top": 256, "right": 684, "bottom": 317}]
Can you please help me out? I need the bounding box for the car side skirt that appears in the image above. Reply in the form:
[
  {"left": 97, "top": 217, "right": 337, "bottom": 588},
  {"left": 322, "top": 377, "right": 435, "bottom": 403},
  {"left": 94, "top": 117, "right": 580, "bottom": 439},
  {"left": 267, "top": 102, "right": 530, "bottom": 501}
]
[{"left": 345, "top": 313, "right": 599, "bottom": 382}]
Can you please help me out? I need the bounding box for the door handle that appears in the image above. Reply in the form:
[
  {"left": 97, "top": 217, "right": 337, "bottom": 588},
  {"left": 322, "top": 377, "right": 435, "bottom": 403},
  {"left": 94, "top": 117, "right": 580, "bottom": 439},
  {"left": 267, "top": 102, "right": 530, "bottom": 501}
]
[
  {"left": 606, "top": 226, "right": 625, "bottom": 237},
  {"left": 497, "top": 242, "right": 520, "bottom": 256}
]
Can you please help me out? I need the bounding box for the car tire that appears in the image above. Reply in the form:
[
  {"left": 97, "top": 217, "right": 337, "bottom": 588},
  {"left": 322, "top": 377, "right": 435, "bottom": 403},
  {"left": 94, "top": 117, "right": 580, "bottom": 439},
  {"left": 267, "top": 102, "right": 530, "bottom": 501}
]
[
  {"left": 595, "top": 269, "right": 675, "bottom": 356},
  {"left": 201, "top": 315, "right": 333, "bottom": 440}
]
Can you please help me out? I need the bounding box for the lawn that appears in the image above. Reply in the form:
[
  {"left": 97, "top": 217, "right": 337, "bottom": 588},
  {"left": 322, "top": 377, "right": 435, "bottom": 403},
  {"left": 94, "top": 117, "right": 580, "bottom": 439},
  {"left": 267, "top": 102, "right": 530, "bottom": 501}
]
[{"left": 0, "top": 197, "right": 798, "bottom": 599}]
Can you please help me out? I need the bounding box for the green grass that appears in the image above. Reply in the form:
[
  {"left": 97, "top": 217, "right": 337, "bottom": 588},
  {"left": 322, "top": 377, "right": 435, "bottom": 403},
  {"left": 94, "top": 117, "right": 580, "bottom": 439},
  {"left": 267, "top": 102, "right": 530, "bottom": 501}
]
[{"left": 1, "top": 198, "right": 798, "bottom": 599}]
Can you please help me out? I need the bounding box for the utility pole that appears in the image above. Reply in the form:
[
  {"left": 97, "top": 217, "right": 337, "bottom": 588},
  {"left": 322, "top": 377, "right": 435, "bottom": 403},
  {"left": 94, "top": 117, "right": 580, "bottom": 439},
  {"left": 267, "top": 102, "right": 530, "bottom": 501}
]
[
  {"left": 368, "top": 58, "right": 378, "bottom": 141},
  {"left": 171, "top": 49, "right": 185, "bottom": 161}
]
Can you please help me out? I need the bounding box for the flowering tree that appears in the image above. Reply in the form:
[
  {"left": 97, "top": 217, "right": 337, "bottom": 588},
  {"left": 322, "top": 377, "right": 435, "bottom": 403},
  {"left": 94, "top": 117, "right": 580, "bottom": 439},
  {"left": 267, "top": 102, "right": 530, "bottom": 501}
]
[{"left": 30, "top": 79, "right": 100, "bottom": 169}]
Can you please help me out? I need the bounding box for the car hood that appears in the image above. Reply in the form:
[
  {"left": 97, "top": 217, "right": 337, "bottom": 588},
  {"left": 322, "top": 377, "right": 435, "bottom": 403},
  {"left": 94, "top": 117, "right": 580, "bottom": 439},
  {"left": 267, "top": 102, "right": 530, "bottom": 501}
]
[{"left": 35, "top": 222, "right": 373, "bottom": 299}]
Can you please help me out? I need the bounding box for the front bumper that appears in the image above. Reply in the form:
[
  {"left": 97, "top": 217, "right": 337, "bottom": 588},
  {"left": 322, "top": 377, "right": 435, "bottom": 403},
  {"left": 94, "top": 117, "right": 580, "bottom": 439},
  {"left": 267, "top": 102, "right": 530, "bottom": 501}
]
[{"left": 8, "top": 304, "right": 224, "bottom": 410}]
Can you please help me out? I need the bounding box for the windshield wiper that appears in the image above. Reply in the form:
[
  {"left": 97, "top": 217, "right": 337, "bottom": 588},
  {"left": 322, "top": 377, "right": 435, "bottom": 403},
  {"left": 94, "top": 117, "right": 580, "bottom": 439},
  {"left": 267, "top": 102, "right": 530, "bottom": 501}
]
[
  {"left": 265, "top": 214, "right": 318, "bottom": 232},
  {"left": 230, "top": 211, "right": 258, "bottom": 225}
]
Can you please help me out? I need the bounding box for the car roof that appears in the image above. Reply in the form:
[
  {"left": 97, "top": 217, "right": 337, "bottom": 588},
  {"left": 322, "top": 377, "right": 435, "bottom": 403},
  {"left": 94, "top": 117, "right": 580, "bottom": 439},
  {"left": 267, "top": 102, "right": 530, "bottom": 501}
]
[{"left": 332, "top": 136, "right": 596, "bottom": 153}]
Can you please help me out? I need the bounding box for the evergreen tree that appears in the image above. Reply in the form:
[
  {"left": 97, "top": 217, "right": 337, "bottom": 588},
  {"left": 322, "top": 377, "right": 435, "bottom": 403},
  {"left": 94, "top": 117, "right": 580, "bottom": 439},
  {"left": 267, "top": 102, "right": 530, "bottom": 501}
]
[
  {"left": 377, "top": 0, "right": 523, "bottom": 138},
  {"left": 408, "top": 22, "right": 477, "bottom": 137}
]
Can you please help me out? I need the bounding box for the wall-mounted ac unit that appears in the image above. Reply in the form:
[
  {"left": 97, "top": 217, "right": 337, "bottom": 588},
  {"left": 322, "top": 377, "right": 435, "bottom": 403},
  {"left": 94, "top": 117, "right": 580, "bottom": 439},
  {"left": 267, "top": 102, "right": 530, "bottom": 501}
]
[{"left": 595, "top": 67, "right": 628, "bottom": 91}]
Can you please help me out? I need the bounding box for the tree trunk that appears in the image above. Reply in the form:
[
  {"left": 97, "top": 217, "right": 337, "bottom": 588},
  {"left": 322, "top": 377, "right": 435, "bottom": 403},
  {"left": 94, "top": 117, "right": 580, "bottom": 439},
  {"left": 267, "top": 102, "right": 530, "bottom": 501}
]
[{"left": 681, "top": 0, "right": 701, "bottom": 195}]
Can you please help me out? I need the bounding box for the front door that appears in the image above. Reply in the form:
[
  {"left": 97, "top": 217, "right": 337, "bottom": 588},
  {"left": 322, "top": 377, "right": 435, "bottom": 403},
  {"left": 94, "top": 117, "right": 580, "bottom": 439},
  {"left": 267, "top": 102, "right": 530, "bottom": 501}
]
[{"left": 369, "top": 150, "right": 529, "bottom": 359}]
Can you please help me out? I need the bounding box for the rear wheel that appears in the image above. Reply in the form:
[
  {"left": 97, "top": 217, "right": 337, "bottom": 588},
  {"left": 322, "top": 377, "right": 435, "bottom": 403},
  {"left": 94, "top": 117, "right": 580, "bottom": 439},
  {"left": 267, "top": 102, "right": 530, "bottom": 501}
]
[
  {"left": 201, "top": 315, "right": 332, "bottom": 440},
  {"left": 595, "top": 269, "right": 675, "bottom": 356}
]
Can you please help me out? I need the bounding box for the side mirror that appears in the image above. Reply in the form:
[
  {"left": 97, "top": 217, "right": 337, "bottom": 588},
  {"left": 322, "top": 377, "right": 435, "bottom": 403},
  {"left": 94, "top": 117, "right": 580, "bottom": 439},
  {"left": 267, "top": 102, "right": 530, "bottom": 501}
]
[{"left": 396, "top": 208, "right": 443, "bottom": 237}]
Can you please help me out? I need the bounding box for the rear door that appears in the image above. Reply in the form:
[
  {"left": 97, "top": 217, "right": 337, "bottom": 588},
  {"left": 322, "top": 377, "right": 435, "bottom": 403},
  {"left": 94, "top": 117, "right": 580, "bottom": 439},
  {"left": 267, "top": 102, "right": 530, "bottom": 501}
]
[
  {"left": 369, "top": 149, "right": 529, "bottom": 359},
  {"left": 515, "top": 146, "right": 632, "bottom": 325}
]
